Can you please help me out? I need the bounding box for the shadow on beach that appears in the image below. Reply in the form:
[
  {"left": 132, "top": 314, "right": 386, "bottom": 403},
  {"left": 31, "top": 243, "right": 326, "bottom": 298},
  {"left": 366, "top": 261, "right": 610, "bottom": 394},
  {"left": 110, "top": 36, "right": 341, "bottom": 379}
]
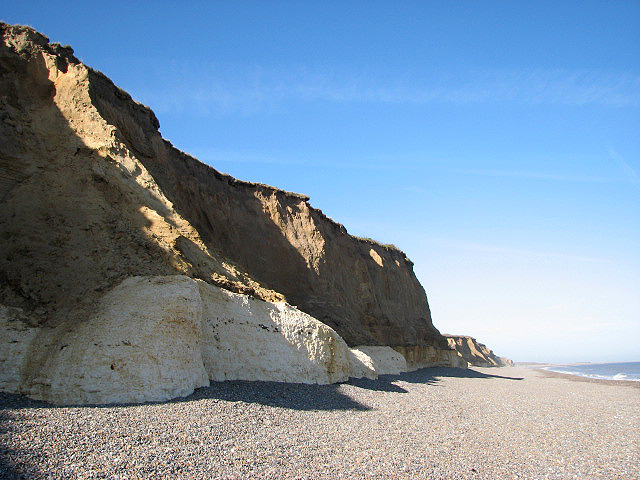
[
  {"left": 410, "top": 366, "right": 524, "bottom": 381},
  {"left": 0, "top": 409, "right": 46, "bottom": 480},
  {"left": 179, "top": 380, "right": 372, "bottom": 411},
  {"left": 0, "top": 381, "right": 371, "bottom": 412},
  {"left": 0, "top": 367, "right": 523, "bottom": 414},
  {"left": 348, "top": 366, "right": 523, "bottom": 393}
]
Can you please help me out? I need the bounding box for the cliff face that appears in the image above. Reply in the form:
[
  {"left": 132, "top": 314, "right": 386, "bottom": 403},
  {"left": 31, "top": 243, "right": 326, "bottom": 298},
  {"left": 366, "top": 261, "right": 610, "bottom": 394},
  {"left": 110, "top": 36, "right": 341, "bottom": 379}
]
[
  {"left": 87, "top": 73, "right": 447, "bottom": 349},
  {"left": 444, "top": 335, "right": 512, "bottom": 367},
  {"left": 0, "top": 23, "right": 449, "bottom": 359}
]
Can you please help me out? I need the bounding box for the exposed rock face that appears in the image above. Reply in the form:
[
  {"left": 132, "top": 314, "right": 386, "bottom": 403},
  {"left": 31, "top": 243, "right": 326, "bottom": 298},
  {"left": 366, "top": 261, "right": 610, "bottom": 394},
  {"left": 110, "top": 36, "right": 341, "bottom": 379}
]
[
  {"left": 444, "top": 335, "right": 512, "bottom": 367},
  {"left": 88, "top": 78, "right": 445, "bottom": 349},
  {"left": 0, "top": 22, "right": 283, "bottom": 339},
  {"left": 348, "top": 350, "right": 379, "bottom": 380},
  {"left": 393, "top": 345, "right": 467, "bottom": 369},
  {"left": 0, "top": 305, "right": 39, "bottom": 392},
  {"left": 1, "top": 277, "right": 210, "bottom": 404},
  {"left": 0, "top": 22, "right": 453, "bottom": 354},
  {"left": 1, "top": 274, "right": 446, "bottom": 404},
  {"left": 197, "top": 280, "right": 351, "bottom": 384},
  {"left": 23, "top": 276, "right": 210, "bottom": 405}
]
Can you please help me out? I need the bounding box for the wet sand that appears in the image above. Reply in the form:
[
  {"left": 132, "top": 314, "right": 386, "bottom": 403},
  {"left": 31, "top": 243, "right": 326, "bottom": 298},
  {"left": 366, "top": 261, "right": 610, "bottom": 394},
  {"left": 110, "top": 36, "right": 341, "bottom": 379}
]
[{"left": 1, "top": 366, "right": 638, "bottom": 479}]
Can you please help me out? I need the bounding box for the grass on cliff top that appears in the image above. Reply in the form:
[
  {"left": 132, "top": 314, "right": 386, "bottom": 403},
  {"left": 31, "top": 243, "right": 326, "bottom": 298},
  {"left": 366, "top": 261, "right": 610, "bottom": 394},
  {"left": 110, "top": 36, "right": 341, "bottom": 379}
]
[{"left": 354, "top": 236, "right": 401, "bottom": 251}]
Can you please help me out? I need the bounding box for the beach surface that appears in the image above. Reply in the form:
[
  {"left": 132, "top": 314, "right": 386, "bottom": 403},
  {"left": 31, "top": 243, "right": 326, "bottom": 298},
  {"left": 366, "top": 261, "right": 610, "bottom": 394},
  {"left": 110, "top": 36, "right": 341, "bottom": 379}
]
[{"left": 1, "top": 366, "right": 638, "bottom": 479}]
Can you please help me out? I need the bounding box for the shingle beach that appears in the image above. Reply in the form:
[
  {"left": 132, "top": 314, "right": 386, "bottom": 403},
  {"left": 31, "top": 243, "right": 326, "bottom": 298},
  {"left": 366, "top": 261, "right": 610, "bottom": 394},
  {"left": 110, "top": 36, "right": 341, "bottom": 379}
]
[{"left": 1, "top": 367, "right": 638, "bottom": 480}]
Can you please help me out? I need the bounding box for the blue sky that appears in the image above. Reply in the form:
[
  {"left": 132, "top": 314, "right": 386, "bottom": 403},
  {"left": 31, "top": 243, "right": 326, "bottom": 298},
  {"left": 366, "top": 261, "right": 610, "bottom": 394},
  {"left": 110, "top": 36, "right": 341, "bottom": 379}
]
[{"left": 4, "top": 1, "right": 639, "bottom": 363}]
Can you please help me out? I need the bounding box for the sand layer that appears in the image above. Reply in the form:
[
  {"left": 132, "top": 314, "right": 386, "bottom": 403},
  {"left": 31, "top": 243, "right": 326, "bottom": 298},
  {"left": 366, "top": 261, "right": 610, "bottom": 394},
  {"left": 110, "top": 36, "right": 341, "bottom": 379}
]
[{"left": 1, "top": 367, "right": 638, "bottom": 479}]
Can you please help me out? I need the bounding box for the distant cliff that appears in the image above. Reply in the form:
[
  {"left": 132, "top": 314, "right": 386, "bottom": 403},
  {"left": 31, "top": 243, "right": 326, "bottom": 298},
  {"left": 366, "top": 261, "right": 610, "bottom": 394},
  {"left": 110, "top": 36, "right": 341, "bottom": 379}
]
[{"left": 444, "top": 335, "right": 513, "bottom": 367}]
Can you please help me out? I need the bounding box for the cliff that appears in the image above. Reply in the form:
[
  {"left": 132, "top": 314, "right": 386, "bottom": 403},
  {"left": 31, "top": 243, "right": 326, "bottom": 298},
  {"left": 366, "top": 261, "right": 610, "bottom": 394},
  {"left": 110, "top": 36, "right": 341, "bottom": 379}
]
[
  {"left": 444, "top": 335, "right": 513, "bottom": 367},
  {"left": 0, "top": 23, "right": 466, "bottom": 403},
  {"left": 0, "top": 22, "right": 449, "bottom": 349}
]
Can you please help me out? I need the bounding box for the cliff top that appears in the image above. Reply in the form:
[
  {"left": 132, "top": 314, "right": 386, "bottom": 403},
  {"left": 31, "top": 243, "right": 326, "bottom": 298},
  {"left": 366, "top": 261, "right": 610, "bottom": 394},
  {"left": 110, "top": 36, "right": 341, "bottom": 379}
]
[{"left": 2, "top": 21, "right": 408, "bottom": 258}]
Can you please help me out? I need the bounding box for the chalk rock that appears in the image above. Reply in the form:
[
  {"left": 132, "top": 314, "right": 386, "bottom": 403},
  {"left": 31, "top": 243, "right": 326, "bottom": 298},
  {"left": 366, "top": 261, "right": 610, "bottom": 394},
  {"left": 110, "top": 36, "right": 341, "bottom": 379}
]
[
  {"left": 350, "top": 346, "right": 407, "bottom": 376},
  {"left": 197, "top": 280, "right": 351, "bottom": 384},
  {"left": 23, "top": 276, "right": 210, "bottom": 405},
  {"left": 1, "top": 274, "right": 368, "bottom": 404},
  {"left": 0, "top": 305, "right": 39, "bottom": 392},
  {"left": 348, "top": 349, "right": 379, "bottom": 379}
]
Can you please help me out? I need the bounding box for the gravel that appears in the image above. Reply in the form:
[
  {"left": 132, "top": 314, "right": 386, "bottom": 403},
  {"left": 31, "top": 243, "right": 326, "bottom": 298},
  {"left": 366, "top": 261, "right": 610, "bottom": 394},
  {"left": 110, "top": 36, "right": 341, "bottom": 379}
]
[{"left": 1, "top": 367, "right": 638, "bottom": 479}]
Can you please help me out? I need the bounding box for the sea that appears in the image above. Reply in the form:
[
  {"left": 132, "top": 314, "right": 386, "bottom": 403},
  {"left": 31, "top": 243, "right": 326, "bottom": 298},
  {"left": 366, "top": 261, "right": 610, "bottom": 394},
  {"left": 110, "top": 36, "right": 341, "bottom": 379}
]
[{"left": 543, "top": 362, "right": 640, "bottom": 382}]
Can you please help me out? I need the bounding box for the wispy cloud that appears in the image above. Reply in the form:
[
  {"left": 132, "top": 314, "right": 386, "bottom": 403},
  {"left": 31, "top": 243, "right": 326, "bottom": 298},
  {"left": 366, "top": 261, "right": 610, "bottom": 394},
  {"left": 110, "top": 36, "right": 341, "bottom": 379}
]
[
  {"left": 290, "top": 69, "right": 640, "bottom": 107},
  {"left": 136, "top": 64, "right": 640, "bottom": 115},
  {"left": 609, "top": 149, "right": 640, "bottom": 186},
  {"left": 194, "top": 148, "right": 638, "bottom": 187},
  {"left": 450, "top": 168, "right": 626, "bottom": 184},
  {"left": 447, "top": 241, "right": 610, "bottom": 264}
]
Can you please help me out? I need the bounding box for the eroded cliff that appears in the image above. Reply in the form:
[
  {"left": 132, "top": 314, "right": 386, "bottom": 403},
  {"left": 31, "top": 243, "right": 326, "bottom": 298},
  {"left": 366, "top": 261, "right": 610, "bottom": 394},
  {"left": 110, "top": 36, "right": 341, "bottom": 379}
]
[
  {"left": 86, "top": 72, "right": 446, "bottom": 350},
  {"left": 0, "top": 22, "right": 450, "bottom": 359},
  {"left": 2, "top": 22, "right": 487, "bottom": 403},
  {"left": 445, "top": 335, "right": 512, "bottom": 367}
]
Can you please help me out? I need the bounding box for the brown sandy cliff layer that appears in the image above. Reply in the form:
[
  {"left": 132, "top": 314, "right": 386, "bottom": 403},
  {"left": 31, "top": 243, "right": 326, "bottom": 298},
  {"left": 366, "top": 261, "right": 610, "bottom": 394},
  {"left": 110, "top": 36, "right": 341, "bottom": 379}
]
[
  {"left": 444, "top": 335, "right": 512, "bottom": 367},
  {"left": 0, "top": 23, "right": 451, "bottom": 357}
]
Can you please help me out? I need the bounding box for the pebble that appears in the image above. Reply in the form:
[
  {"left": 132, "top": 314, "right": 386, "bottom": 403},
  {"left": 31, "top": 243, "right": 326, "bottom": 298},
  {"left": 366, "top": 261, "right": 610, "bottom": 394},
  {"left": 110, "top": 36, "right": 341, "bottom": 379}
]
[{"left": 1, "top": 367, "right": 638, "bottom": 479}]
